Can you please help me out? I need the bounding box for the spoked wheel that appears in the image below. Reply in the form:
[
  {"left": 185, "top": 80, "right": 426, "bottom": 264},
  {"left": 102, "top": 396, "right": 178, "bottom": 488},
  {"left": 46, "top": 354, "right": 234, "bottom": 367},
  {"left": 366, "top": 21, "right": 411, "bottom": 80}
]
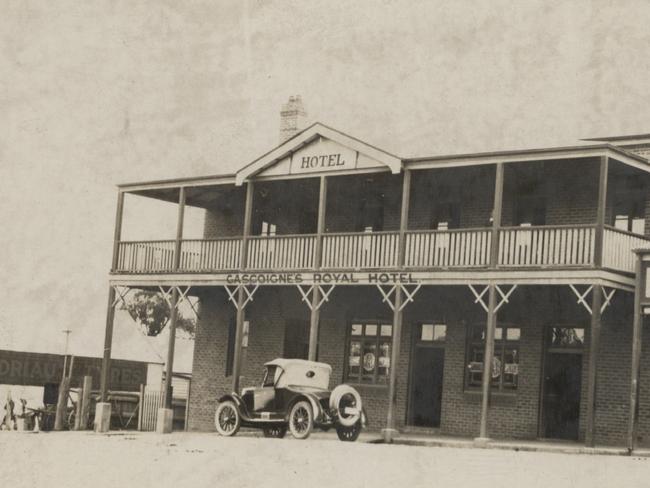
[
  {"left": 214, "top": 401, "right": 241, "bottom": 436},
  {"left": 262, "top": 424, "right": 287, "bottom": 438},
  {"left": 288, "top": 400, "right": 313, "bottom": 440},
  {"left": 336, "top": 421, "right": 361, "bottom": 442}
]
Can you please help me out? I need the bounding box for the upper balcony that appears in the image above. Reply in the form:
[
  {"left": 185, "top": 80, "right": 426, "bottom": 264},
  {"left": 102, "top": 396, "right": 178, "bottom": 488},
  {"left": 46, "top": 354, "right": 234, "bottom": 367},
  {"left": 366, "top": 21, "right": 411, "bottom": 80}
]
[{"left": 112, "top": 154, "right": 650, "bottom": 279}]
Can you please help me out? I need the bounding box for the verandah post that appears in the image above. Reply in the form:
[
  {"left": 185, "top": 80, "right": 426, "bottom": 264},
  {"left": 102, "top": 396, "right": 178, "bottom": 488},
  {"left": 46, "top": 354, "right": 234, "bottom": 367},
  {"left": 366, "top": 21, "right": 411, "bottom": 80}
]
[
  {"left": 627, "top": 252, "right": 643, "bottom": 452},
  {"left": 308, "top": 175, "right": 328, "bottom": 361},
  {"left": 232, "top": 181, "right": 254, "bottom": 394},
  {"left": 383, "top": 169, "right": 411, "bottom": 442},
  {"left": 585, "top": 155, "right": 608, "bottom": 447},
  {"left": 476, "top": 162, "right": 504, "bottom": 442}
]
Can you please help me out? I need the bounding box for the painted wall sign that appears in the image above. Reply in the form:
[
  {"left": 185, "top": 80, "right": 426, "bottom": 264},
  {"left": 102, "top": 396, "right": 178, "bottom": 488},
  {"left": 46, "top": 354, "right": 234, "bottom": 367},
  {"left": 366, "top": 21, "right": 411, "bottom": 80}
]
[
  {"left": 290, "top": 138, "right": 357, "bottom": 174},
  {"left": 0, "top": 350, "right": 148, "bottom": 391},
  {"left": 226, "top": 272, "right": 418, "bottom": 285}
]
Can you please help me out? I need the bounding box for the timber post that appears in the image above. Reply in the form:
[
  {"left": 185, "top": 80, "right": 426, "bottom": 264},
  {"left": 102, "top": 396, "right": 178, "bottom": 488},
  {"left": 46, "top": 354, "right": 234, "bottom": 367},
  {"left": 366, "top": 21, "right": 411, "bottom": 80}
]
[
  {"left": 382, "top": 169, "right": 411, "bottom": 442},
  {"left": 232, "top": 181, "right": 254, "bottom": 394},
  {"left": 308, "top": 175, "right": 328, "bottom": 360},
  {"left": 627, "top": 250, "right": 646, "bottom": 452}
]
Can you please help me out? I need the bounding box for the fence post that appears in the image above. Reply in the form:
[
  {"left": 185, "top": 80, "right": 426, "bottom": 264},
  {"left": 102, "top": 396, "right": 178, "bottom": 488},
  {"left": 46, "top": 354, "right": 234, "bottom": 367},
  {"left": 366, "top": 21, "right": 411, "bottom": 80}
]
[
  {"left": 74, "top": 386, "right": 83, "bottom": 430},
  {"left": 80, "top": 375, "right": 92, "bottom": 430},
  {"left": 138, "top": 384, "right": 145, "bottom": 431}
]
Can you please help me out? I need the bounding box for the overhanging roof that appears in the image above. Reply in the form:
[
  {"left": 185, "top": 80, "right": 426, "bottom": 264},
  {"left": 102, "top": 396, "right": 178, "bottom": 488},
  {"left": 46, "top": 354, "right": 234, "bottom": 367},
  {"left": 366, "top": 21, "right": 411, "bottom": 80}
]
[{"left": 234, "top": 122, "right": 402, "bottom": 185}]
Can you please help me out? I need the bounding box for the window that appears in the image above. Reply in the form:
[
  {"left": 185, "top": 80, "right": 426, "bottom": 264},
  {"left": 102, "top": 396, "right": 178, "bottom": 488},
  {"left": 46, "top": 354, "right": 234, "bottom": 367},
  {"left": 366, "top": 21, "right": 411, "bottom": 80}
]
[
  {"left": 283, "top": 319, "right": 310, "bottom": 359},
  {"left": 515, "top": 195, "right": 546, "bottom": 226},
  {"left": 431, "top": 202, "right": 460, "bottom": 230},
  {"left": 347, "top": 322, "right": 392, "bottom": 384},
  {"left": 612, "top": 199, "right": 645, "bottom": 235},
  {"left": 419, "top": 323, "right": 447, "bottom": 342},
  {"left": 549, "top": 327, "right": 584, "bottom": 348},
  {"left": 466, "top": 324, "right": 520, "bottom": 391}
]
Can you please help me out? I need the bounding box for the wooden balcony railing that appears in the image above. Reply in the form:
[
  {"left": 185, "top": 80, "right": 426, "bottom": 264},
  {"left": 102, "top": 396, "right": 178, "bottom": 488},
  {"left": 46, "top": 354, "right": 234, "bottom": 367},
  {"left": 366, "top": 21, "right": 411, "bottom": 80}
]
[
  {"left": 497, "top": 225, "right": 595, "bottom": 268},
  {"left": 247, "top": 235, "right": 317, "bottom": 270},
  {"left": 322, "top": 231, "right": 399, "bottom": 269},
  {"left": 113, "top": 225, "right": 650, "bottom": 275},
  {"left": 404, "top": 229, "right": 491, "bottom": 268},
  {"left": 116, "top": 241, "right": 175, "bottom": 273},
  {"left": 179, "top": 239, "right": 241, "bottom": 272},
  {"left": 602, "top": 226, "right": 650, "bottom": 273}
]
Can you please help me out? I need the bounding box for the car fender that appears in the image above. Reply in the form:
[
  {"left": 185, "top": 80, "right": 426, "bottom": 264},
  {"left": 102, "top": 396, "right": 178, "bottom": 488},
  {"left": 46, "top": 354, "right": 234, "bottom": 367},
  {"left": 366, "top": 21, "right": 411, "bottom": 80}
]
[
  {"left": 285, "top": 393, "right": 323, "bottom": 423},
  {"left": 217, "top": 393, "right": 249, "bottom": 418}
]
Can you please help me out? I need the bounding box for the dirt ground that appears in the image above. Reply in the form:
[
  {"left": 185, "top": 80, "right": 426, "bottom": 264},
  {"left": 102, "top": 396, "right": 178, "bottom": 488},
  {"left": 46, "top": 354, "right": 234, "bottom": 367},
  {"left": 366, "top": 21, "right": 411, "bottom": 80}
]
[{"left": 2, "top": 431, "right": 649, "bottom": 488}]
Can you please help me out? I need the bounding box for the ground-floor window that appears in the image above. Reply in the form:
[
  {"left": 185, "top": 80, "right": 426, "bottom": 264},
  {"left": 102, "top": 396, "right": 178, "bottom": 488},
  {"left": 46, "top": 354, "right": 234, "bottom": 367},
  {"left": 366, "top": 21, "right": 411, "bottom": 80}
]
[
  {"left": 465, "top": 324, "right": 520, "bottom": 391},
  {"left": 346, "top": 322, "right": 392, "bottom": 384}
]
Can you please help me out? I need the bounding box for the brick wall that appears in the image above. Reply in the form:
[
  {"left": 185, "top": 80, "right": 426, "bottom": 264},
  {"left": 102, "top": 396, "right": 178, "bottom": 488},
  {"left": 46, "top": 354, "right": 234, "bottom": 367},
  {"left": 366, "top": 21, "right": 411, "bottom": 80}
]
[
  {"left": 187, "top": 284, "right": 644, "bottom": 445},
  {"left": 203, "top": 186, "right": 246, "bottom": 238}
]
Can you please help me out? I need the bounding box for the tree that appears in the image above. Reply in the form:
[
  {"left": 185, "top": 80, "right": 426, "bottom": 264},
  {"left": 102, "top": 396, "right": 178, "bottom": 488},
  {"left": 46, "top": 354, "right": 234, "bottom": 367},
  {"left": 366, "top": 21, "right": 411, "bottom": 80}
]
[{"left": 123, "top": 290, "right": 196, "bottom": 338}]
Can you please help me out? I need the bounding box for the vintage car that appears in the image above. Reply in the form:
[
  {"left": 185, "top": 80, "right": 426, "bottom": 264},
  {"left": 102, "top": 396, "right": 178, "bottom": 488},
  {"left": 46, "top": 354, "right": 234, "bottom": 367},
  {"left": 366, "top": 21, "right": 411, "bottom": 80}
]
[{"left": 215, "top": 358, "right": 366, "bottom": 441}]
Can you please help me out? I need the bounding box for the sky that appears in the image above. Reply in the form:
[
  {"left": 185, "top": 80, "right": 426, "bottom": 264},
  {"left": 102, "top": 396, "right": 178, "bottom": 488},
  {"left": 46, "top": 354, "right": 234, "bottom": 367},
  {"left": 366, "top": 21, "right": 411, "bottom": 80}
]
[{"left": 2, "top": 0, "right": 650, "bottom": 358}]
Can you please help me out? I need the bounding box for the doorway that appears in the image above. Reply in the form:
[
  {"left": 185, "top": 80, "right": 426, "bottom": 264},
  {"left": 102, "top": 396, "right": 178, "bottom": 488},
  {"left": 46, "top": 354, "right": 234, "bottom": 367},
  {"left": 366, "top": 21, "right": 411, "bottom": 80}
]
[
  {"left": 540, "top": 327, "right": 584, "bottom": 440},
  {"left": 408, "top": 323, "right": 446, "bottom": 428}
]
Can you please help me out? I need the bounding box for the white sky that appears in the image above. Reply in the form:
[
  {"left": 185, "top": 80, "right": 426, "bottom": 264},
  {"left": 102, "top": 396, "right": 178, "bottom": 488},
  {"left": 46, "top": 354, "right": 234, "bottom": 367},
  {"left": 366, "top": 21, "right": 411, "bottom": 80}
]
[{"left": 2, "top": 0, "right": 650, "bottom": 357}]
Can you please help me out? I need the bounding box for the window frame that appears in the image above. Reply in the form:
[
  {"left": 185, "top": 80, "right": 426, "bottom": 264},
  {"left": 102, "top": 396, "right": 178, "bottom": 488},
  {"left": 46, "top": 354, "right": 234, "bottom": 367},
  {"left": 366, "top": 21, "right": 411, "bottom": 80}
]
[
  {"left": 464, "top": 323, "right": 521, "bottom": 392},
  {"left": 344, "top": 320, "right": 393, "bottom": 385}
]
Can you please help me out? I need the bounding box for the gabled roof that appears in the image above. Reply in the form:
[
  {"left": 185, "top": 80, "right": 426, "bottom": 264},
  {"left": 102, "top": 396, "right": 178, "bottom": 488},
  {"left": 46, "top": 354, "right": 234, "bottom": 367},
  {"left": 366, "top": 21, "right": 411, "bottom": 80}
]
[{"left": 234, "top": 122, "right": 402, "bottom": 185}]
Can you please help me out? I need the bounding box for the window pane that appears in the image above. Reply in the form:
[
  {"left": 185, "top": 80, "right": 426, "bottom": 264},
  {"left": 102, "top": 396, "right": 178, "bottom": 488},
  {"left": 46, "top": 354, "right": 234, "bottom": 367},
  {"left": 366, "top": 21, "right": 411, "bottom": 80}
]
[
  {"left": 468, "top": 346, "right": 484, "bottom": 387},
  {"left": 614, "top": 215, "right": 628, "bottom": 231},
  {"left": 351, "top": 324, "right": 363, "bottom": 336},
  {"left": 632, "top": 218, "right": 645, "bottom": 235},
  {"left": 380, "top": 324, "right": 392, "bottom": 337},
  {"left": 506, "top": 328, "right": 521, "bottom": 341},
  {"left": 433, "top": 324, "right": 446, "bottom": 341},
  {"left": 551, "top": 327, "right": 584, "bottom": 347},
  {"left": 365, "top": 324, "right": 378, "bottom": 336},
  {"left": 503, "top": 348, "right": 519, "bottom": 388},
  {"left": 348, "top": 341, "right": 361, "bottom": 378},
  {"left": 421, "top": 324, "right": 434, "bottom": 341},
  {"left": 494, "top": 328, "right": 503, "bottom": 340},
  {"left": 378, "top": 341, "right": 391, "bottom": 379},
  {"left": 361, "top": 342, "right": 377, "bottom": 382}
]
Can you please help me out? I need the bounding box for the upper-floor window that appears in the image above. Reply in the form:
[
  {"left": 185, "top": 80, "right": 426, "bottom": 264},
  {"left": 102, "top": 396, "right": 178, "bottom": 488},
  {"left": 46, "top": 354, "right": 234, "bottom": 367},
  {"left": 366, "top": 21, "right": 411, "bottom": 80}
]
[
  {"left": 261, "top": 221, "right": 277, "bottom": 236},
  {"left": 611, "top": 175, "right": 646, "bottom": 235},
  {"left": 431, "top": 202, "right": 460, "bottom": 230},
  {"left": 515, "top": 195, "right": 546, "bottom": 226},
  {"left": 357, "top": 192, "right": 384, "bottom": 232}
]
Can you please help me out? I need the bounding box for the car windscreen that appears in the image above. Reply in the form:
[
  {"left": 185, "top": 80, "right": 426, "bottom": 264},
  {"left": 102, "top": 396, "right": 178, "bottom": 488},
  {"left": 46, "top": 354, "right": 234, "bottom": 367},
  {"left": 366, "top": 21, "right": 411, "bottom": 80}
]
[{"left": 262, "top": 365, "right": 279, "bottom": 387}]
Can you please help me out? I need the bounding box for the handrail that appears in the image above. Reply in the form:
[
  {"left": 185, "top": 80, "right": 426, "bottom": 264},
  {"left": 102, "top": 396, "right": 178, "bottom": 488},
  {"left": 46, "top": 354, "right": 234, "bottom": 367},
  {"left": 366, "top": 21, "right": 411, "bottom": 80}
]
[{"left": 603, "top": 225, "right": 650, "bottom": 241}]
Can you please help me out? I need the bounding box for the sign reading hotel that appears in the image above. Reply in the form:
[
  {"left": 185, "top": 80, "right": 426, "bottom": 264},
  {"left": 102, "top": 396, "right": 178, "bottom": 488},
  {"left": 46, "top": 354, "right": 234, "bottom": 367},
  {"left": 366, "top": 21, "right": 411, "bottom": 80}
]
[
  {"left": 226, "top": 272, "right": 418, "bottom": 285},
  {"left": 290, "top": 138, "right": 357, "bottom": 174}
]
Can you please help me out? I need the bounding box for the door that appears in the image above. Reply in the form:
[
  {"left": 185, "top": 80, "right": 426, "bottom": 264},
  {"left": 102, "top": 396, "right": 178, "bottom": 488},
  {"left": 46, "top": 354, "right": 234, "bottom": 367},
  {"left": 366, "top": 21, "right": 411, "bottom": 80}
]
[
  {"left": 283, "top": 319, "right": 310, "bottom": 359},
  {"left": 542, "top": 352, "right": 582, "bottom": 440},
  {"left": 409, "top": 347, "right": 445, "bottom": 428}
]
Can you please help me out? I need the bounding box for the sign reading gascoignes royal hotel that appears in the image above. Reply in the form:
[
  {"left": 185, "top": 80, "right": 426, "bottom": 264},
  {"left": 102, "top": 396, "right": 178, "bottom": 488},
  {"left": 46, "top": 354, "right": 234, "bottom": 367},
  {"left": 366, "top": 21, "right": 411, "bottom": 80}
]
[{"left": 290, "top": 138, "right": 357, "bottom": 174}]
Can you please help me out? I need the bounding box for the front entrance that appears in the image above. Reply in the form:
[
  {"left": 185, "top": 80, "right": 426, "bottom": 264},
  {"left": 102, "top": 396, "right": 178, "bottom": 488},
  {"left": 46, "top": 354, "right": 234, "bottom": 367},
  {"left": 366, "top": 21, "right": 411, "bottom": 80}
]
[
  {"left": 408, "top": 323, "right": 447, "bottom": 428},
  {"left": 540, "top": 327, "right": 584, "bottom": 440}
]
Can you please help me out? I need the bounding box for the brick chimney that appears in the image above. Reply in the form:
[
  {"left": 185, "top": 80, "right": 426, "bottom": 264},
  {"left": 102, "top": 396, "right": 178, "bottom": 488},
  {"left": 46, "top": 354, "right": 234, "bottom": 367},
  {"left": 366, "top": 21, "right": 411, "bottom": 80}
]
[{"left": 279, "top": 95, "right": 307, "bottom": 143}]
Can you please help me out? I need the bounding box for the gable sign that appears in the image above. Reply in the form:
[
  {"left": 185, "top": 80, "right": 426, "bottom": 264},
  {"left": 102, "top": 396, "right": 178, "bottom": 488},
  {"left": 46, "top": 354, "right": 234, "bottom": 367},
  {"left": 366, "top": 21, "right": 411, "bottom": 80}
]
[{"left": 290, "top": 138, "right": 357, "bottom": 175}]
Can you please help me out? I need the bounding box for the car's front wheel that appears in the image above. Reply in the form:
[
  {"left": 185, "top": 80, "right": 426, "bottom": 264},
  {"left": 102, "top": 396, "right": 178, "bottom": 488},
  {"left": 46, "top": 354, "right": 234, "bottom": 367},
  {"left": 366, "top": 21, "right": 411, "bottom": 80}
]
[
  {"left": 214, "top": 400, "right": 241, "bottom": 436},
  {"left": 288, "top": 400, "right": 313, "bottom": 440},
  {"left": 262, "top": 424, "right": 287, "bottom": 438},
  {"left": 336, "top": 421, "right": 361, "bottom": 442}
]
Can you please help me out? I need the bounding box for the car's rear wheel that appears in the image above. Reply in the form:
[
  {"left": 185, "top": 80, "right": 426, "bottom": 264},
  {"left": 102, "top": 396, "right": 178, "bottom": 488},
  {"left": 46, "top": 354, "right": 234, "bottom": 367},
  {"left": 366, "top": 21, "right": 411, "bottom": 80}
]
[
  {"left": 336, "top": 421, "right": 361, "bottom": 442},
  {"left": 288, "top": 400, "right": 313, "bottom": 440},
  {"left": 215, "top": 401, "right": 241, "bottom": 436},
  {"left": 262, "top": 424, "right": 287, "bottom": 438}
]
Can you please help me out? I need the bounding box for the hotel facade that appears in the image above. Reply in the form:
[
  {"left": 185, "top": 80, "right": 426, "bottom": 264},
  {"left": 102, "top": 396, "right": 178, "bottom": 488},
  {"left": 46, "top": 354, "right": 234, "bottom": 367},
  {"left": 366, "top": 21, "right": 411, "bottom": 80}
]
[{"left": 99, "top": 98, "right": 650, "bottom": 447}]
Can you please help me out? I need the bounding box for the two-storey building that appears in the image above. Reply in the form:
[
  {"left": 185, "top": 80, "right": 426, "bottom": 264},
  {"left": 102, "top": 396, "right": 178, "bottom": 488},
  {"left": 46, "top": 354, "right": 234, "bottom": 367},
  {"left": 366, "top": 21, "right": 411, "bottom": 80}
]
[{"left": 97, "top": 99, "right": 650, "bottom": 448}]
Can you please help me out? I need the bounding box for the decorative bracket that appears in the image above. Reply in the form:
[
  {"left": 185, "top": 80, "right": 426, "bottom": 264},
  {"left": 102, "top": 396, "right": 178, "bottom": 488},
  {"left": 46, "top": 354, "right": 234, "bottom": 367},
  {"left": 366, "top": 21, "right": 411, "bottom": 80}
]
[
  {"left": 569, "top": 284, "right": 615, "bottom": 315},
  {"left": 468, "top": 284, "right": 517, "bottom": 314},
  {"left": 376, "top": 283, "right": 422, "bottom": 312},
  {"left": 296, "top": 284, "right": 336, "bottom": 312},
  {"left": 225, "top": 284, "right": 259, "bottom": 311},
  {"left": 111, "top": 285, "right": 132, "bottom": 309}
]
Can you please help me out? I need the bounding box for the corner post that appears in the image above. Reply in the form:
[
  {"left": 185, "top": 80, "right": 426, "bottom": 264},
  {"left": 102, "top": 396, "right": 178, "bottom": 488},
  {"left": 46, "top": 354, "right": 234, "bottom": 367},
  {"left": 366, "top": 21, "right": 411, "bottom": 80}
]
[
  {"left": 232, "top": 181, "right": 254, "bottom": 393},
  {"left": 585, "top": 156, "right": 608, "bottom": 447},
  {"left": 627, "top": 253, "right": 643, "bottom": 452},
  {"left": 173, "top": 187, "right": 186, "bottom": 270},
  {"left": 593, "top": 156, "right": 609, "bottom": 269},
  {"left": 111, "top": 191, "right": 125, "bottom": 271},
  {"left": 383, "top": 169, "right": 411, "bottom": 443}
]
